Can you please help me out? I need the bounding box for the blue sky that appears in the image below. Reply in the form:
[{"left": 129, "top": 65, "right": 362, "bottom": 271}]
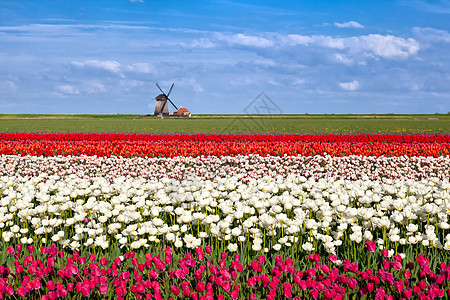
[{"left": 1, "top": 0, "right": 450, "bottom": 114}]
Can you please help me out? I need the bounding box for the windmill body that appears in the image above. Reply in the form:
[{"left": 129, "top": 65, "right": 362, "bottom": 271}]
[
  {"left": 153, "top": 83, "right": 178, "bottom": 116},
  {"left": 154, "top": 94, "right": 170, "bottom": 115}
]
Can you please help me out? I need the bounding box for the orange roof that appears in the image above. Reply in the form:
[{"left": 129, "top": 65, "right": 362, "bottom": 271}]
[{"left": 176, "top": 108, "right": 190, "bottom": 113}]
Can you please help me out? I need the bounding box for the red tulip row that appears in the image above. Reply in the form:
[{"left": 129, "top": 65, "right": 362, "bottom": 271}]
[
  {"left": 1, "top": 133, "right": 449, "bottom": 143},
  {"left": 1, "top": 243, "right": 449, "bottom": 300},
  {"left": 0, "top": 133, "right": 449, "bottom": 157}
]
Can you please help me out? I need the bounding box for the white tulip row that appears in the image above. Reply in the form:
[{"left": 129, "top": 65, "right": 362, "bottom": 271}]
[
  {"left": 1, "top": 172, "right": 449, "bottom": 255},
  {"left": 0, "top": 154, "right": 449, "bottom": 182}
]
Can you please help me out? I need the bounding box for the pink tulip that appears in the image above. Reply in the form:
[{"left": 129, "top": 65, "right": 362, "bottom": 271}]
[
  {"left": 195, "top": 247, "right": 205, "bottom": 261},
  {"left": 46, "top": 281, "right": 56, "bottom": 290},
  {"left": 365, "top": 241, "right": 376, "bottom": 252},
  {"left": 195, "top": 281, "right": 205, "bottom": 292},
  {"left": 116, "top": 287, "right": 127, "bottom": 296},
  {"left": 170, "top": 285, "right": 180, "bottom": 296},
  {"left": 222, "top": 280, "right": 231, "bottom": 291},
  {"left": 99, "top": 284, "right": 108, "bottom": 294},
  {"left": 403, "top": 288, "right": 413, "bottom": 299},
  {"left": 59, "top": 288, "right": 68, "bottom": 297},
  {"left": 393, "top": 260, "right": 402, "bottom": 270},
  {"left": 31, "top": 278, "right": 41, "bottom": 289},
  {"left": 321, "top": 264, "right": 330, "bottom": 274},
  {"left": 16, "top": 286, "right": 27, "bottom": 297},
  {"left": 248, "top": 277, "right": 257, "bottom": 287},
  {"left": 258, "top": 255, "right": 265, "bottom": 264},
  {"left": 310, "top": 288, "right": 319, "bottom": 299},
  {"left": 154, "top": 260, "right": 166, "bottom": 270},
  {"left": 182, "top": 287, "right": 190, "bottom": 296}
]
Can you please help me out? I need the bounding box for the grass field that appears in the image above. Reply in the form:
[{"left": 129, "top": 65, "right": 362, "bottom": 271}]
[{"left": 0, "top": 114, "right": 449, "bottom": 133}]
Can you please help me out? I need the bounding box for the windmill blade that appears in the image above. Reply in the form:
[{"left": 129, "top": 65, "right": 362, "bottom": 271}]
[
  {"left": 167, "top": 98, "right": 178, "bottom": 110},
  {"left": 156, "top": 83, "right": 165, "bottom": 95},
  {"left": 167, "top": 83, "right": 174, "bottom": 97}
]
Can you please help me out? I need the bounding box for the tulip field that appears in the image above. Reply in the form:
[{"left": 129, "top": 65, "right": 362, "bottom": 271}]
[{"left": 0, "top": 132, "right": 449, "bottom": 299}]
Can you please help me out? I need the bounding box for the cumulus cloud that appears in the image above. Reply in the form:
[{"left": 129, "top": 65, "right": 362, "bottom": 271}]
[
  {"left": 71, "top": 60, "right": 122, "bottom": 73},
  {"left": 334, "top": 21, "right": 364, "bottom": 28},
  {"left": 339, "top": 80, "right": 360, "bottom": 91},
  {"left": 187, "top": 32, "right": 419, "bottom": 62},
  {"left": 287, "top": 33, "right": 419, "bottom": 60}
]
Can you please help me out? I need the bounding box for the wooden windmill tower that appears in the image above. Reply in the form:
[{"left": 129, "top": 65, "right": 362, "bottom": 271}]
[{"left": 154, "top": 83, "right": 178, "bottom": 116}]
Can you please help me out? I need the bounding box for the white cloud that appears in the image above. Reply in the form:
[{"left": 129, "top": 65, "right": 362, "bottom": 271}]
[
  {"left": 355, "top": 34, "right": 419, "bottom": 59},
  {"left": 85, "top": 81, "right": 106, "bottom": 94},
  {"left": 339, "top": 80, "right": 360, "bottom": 91},
  {"left": 71, "top": 60, "right": 122, "bottom": 73},
  {"left": 56, "top": 81, "right": 107, "bottom": 95},
  {"left": 334, "top": 21, "right": 364, "bottom": 29},
  {"left": 57, "top": 85, "right": 79, "bottom": 95},
  {"left": 286, "top": 34, "right": 313, "bottom": 46},
  {"left": 268, "top": 79, "right": 283, "bottom": 86},
  {"left": 126, "top": 63, "right": 156, "bottom": 74},
  {"left": 219, "top": 33, "right": 274, "bottom": 48},
  {"left": 288, "top": 34, "right": 419, "bottom": 60},
  {"left": 253, "top": 59, "right": 276, "bottom": 67},
  {"left": 292, "top": 78, "right": 306, "bottom": 85},
  {"left": 130, "top": 0, "right": 144, "bottom": 2},
  {"left": 0, "top": 80, "right": 18, "bottom": 91},
  {"left": 186, "top": 32, "right": 418, "bottom": 62},
  {"left": 193, "top": 84, "right": 204, "bottom": 93},
  {"left": 120, "top": 79, "right": 144, "bottom": 88},
  {"left": 187, "top": 38, "right": 216, "bottom": 48},
  {"left": 334, "top": 53, "right": 353, "bottom": 64},
  {"left": 166, "top": 77, "right": 204, "bottom": 93},
  {"left": 413, "top": 27, "right": 450, "bottom": 43}
]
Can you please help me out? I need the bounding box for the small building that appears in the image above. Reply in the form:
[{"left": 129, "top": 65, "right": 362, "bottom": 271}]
[{"left": 173, "top": 107, "right": 191, "bottom": 117}]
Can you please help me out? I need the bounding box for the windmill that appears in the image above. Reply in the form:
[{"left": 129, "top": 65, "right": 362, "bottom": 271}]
[{"left": 154, "top": 83, "right": 178, "bottom": 116}]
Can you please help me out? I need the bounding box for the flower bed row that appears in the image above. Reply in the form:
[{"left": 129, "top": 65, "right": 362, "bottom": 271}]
[
  {"left": 0, "top": 243, "right": 449, "bottom": 300},
  {"left": 0, "top": 133, "right": 449, "bottom": 157},
  {"left": 2, "top": 133, "right": 449, "bottom": 143},
  {"left": 1, "top": 154, "right": 449, "bottom": 182},
  {"left": 1, "top": 174, "right": 449, "bottom": 261}
]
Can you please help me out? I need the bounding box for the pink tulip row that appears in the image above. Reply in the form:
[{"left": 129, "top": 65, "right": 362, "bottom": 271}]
[
  {"left": 1, "top": 243, "right": 449, "bottom": 300},
  {"left": 1, "top": 154, "right": 449, "bottom": 182}
]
